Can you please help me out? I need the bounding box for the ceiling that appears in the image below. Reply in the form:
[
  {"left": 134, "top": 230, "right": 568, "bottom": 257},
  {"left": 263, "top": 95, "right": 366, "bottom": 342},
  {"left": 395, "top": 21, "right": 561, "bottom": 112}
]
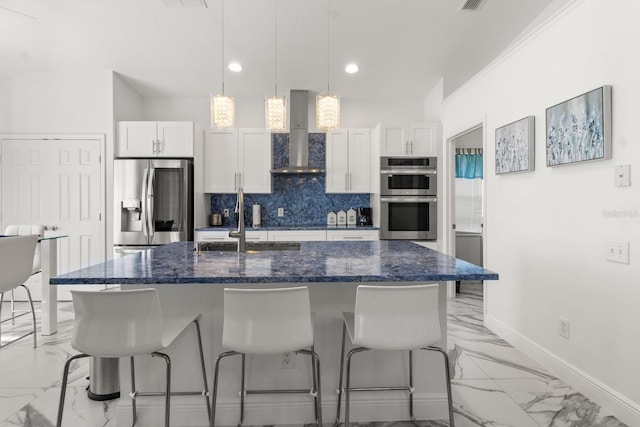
[{"left": 0, "top": 0, "right": 560, "bottom": 104}]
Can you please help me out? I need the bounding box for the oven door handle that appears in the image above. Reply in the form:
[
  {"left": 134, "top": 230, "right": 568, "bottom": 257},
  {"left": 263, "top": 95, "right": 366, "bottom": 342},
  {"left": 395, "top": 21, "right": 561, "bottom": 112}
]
[
  {"left": 380, "top": 169, "right": 437, "bottom": 175},
  {"left": 381, "top": 196, "right": 437, "bottom": 203}
]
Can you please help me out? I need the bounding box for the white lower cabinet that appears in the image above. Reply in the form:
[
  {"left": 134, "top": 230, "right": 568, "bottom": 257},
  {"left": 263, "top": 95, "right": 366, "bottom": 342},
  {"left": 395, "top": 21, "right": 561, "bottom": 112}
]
[
  {"left": 195, "top": 230, "right": 268, "bottom": 242},
  {"left": 326, "top": 229, "right": 379, "bottom": 241},
  {"left": 268, "top": 230, "right": 327, "bottom": 242},
  {"left": 196, "top": 229, "right": 379, "bottom": 242}
]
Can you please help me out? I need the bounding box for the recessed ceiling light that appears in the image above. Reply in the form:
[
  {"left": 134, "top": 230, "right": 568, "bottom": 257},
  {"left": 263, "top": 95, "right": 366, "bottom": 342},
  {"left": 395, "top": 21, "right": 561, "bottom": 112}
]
[
  {"left": 345, "top": 63, "right": 359, "bottom": 74},
  {"left": 228, "top": 62, "right": 243, "bottom": 72}
]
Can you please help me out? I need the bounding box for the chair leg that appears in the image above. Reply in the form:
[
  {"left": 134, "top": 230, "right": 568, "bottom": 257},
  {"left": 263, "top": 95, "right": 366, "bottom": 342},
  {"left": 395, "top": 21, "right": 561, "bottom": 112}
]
[
  {"left": 309, "top": 344, "right": 319, "bottom": 422},
  {"left": 20, "top": 284, "right": 37, "bottom": 348},
  {"left": 335, "top": 322, "right": 347, "bottom": 426},
  {"left": 152, "top": 352, "right": 172, "bottom": 427},
  {"left": 10, "top": 289, "right": 15, "bottom": 325},
  {"left": 130, "top": 356, "right": 138, "bottom": 426},
  {"left": 193, "top": 319, "right": 212, "bottom": 419},
  {"left": 240, "top": 353, "right": 246, "bottom": 426},
  {"left": 210, "top": 351, "right": 240, "bottom": 427},
  {"left": 344, "top": 347, "right": 368, "bottom": 427},
  {"left": 424, "top": 346, "right": 455, "bottom": 427},
  {"left": 57, "top": 353, "right": 90, "bottom": 427},
  {"left": 298, "top": 348, "right": 323, "bottom": 427},
  {"left": 409, "top": 350, "right": 419, "bottom": 426}
]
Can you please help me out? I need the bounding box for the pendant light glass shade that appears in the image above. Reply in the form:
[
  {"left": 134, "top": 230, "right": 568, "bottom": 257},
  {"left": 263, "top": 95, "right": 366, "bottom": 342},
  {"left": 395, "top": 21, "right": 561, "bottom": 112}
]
[
  {"left": 316, "top": 92, "right": 340, "bottom": 131},
  {"left": 266, "top": 95, "right": 287, "bottom": 131},
  {"left": 211, "top": 93, "right": 235, "bottom": 128}
]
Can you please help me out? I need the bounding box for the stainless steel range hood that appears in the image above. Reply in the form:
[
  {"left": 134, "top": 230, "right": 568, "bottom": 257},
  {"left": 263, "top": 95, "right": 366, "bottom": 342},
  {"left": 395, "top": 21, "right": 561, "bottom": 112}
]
[{"left": 270, "top": 90, "right": 325, "bottom": 174}]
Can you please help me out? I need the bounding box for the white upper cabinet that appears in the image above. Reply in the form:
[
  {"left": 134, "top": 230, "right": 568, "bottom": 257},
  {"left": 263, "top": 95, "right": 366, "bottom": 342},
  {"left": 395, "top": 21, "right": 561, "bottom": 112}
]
[
  {"left": 326, "top": 128, "right": 371, "bottom": 193},
  {"left": 117, "top": 121, "right": 194, "bottom": 157},
  {"left": 204, "top": 129, "right": 272, "bottom": 194},
  {"left": 380, "top": 122, "right": 439, "bottom": 157}
]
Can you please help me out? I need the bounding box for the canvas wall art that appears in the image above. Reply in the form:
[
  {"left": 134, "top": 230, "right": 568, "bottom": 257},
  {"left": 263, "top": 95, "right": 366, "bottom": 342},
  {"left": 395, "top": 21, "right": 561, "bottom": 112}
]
[
  {"left": 546, "top": 85, "right": 612, "bottom": 167},
  {"left": 495, "top": 115, "right": 535, "bottom": 174}
]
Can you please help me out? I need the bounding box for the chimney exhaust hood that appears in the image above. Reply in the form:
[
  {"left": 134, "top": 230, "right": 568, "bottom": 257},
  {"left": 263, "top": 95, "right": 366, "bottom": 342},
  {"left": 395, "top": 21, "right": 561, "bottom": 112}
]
[{"left": 270, "top": 90, "right": 325, "bottom": 174}]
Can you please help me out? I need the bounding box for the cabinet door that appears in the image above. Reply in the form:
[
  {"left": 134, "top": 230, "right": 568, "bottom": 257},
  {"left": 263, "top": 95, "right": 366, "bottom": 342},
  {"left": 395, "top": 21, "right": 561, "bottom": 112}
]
[
  {"left": 117, "top": 122, "right": 156, "bottom": 157},
  {"left": 409, "top": 122, "right": 438, "bottom": 156},
  {"left": 238, "top": 129, "right": 272, "bottom": 194},
  {"left": 326, "top": 130, "right": 349, "bottom": 193},
  {"left": 326, "top": 229, "right": 379, "bottom": 241},
  {"left": 157, "top": 121, "right": 194, "bottom": 157},
  {"left": 348, "top": 129, "right": 371, "bottom": 193},
  {"left": 204, "top": 130, "right": 238, "bottom": 193},
  {"left": 268, "top": 230, "right": 327, "bottom": 241},
  {"left": 380, "top": 124, "right": 408, "bottom": 156}
]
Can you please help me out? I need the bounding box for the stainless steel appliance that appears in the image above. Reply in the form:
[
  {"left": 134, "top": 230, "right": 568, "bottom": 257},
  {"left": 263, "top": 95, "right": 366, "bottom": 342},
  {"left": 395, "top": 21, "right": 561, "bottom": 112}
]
[
  {"left": 114, "top": 159, "right": 193, "bottom": 254},
  {"left": 380, "top": 157, "right": 437, "bottom": 240},
  {"left": 380, "top": 156, "right": 437, "bottom": 196},
  {"left": 357, "top": 207, "right": 372, "bottom": 226}
]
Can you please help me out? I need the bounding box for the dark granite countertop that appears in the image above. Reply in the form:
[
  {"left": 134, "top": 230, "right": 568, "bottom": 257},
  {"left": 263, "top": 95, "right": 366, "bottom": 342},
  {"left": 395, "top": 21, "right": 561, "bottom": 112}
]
[
  {"left": 195, "top": 225, "right": 380, "bottom": 231},
  {"left": 51, "top": 240, "right": 498, "bottom": 285}
]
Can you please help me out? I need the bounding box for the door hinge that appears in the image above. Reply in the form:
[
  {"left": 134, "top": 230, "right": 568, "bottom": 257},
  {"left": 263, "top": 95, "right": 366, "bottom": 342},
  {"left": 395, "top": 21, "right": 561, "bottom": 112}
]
[{"left": 99, "top": 213, "right": 102, "bottom": 221}]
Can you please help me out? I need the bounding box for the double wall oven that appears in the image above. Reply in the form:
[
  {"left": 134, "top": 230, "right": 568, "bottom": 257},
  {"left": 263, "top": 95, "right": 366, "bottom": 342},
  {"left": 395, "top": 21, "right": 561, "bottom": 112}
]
[{"left": 380, "top": 156, "right": 437, "bottom": 240}]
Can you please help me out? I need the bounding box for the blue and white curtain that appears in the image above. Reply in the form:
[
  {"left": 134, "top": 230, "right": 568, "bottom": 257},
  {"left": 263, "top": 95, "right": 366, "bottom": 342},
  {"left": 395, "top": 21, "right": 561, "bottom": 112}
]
[{"left": 455, "top": 148, "right": 483, "bottom": 179}]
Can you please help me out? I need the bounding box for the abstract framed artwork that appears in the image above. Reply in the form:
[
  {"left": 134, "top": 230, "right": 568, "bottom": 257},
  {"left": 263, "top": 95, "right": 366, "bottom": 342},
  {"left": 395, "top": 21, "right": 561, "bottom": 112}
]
[
  {"left": 546, "top": 85, "right": 612, "bottom": 167},
  {"left": 495, "top": 115, "right": 535, "bottom": 174}
]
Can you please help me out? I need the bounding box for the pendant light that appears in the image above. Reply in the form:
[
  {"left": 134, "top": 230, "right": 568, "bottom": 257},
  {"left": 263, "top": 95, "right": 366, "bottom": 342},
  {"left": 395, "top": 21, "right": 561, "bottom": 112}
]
[
  {"left": 211, "top": 0, "right": 235, "bottom": 128},
  {"left": 316, "top": 0, "right": 340, "bottom": 131},
  {"left": 265, "top": 0, "right": 287, "bottom": 132}
]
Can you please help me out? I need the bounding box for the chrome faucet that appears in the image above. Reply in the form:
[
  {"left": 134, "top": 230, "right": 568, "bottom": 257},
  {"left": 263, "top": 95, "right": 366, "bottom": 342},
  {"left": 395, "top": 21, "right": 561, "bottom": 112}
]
[{"left": 228, "top": 187, "right": 246, "bottom": 252}]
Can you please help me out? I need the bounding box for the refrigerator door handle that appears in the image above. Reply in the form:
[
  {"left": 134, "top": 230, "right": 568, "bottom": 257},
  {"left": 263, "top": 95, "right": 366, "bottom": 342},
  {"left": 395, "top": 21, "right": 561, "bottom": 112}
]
[
  {"left": 141, "top": 166, "right": 150, "bottom": 237},
  {"left": 147, "top": 165, "right": 155, "bottom": 238}
]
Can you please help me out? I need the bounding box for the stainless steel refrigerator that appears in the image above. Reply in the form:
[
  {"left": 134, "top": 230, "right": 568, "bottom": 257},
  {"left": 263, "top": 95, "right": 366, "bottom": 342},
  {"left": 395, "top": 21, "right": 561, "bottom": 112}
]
[{"left": 114, "top": 159, "right": 193, "bottom": 256}]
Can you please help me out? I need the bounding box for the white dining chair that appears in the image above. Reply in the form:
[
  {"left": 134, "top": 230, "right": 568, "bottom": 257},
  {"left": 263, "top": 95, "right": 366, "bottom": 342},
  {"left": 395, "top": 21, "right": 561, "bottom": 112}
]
[
  {"left": 0, "top": 234, "right": 39, "bottom": 348},
  {"left": 57, "top": 288, "right": 210, "bottom": 427},
  {"left": 210, "top": 286, "right": 322, "bottom": 427},
  {"left": 335, "top": 284, "right": 455, "bottom": 427},
  {"left": 3, "top": 225, "right": 45, "bottom": 325}
]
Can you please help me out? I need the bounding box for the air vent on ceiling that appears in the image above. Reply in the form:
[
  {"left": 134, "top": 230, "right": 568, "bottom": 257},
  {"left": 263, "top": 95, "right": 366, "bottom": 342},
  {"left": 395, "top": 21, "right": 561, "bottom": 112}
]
[{"left": 458, "top": 0, "right": 486, "bottom": 11}]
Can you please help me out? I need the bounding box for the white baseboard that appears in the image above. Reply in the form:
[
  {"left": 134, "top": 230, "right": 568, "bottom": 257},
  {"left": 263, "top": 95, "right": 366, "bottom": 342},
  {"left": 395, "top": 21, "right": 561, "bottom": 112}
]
[
  {"left": 485, "top": 313, "right": 640, "bottom": 427},
  {"left": 116, "top": 392, "right": 450, "bottom": 426}
]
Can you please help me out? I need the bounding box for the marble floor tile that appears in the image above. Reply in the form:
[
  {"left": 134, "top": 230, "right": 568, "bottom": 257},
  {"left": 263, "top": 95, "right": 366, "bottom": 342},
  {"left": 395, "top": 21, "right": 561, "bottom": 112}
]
[{"left": 0, "top": 292, "right": 629, "bottom": 427}]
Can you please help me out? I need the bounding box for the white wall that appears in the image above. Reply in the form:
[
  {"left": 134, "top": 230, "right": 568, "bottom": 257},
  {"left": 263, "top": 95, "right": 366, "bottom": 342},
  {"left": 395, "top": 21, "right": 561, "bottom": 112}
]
[
  {"left": 432, "top": 0, "right": 640, "bottom": 423},
  {"left": 0, "top": 69, "right": 114, "bottom": 260}
]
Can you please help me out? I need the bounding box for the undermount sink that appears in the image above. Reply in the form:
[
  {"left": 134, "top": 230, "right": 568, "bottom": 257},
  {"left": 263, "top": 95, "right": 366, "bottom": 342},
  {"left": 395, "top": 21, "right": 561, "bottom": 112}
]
[{"left": 196, "top": 241, "right": 301, "bottom": 253}]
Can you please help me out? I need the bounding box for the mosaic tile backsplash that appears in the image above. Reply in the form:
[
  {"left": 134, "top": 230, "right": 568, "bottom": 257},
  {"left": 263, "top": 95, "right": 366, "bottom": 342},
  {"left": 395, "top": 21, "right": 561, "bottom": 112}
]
[{"left": 210, "top": 133, "right": 370, "bottom": 227}]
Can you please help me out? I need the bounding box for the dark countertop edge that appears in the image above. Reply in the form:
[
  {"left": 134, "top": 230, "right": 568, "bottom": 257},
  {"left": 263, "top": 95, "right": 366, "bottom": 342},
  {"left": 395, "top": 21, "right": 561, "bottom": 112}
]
[
  {"left": 51, "top": 273, "right": 499, "bottom": 285},
  {"left": 196, "top": 226, "right": 380, "bottom": 231}
]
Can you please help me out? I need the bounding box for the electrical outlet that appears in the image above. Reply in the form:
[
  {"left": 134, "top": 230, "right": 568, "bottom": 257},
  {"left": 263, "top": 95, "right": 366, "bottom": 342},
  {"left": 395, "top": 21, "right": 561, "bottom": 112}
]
[
  {"left": 277, "top": 208, "right": 285, "bottom": 217},
  {"left": 281, "top": 352, "right": 295, "bottom": 369},
  {"left": 223, "top": 209, "right": 230, "bottom": 218},
  {"left": 605, "top": 240, "right": 630, "bottom": 264},
  {"left": 558, "top": 317, "right": 570, "bottom": 339}
]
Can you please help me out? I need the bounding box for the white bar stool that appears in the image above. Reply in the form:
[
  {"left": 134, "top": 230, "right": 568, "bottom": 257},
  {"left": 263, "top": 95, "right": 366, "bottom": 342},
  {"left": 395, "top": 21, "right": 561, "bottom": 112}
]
[
  {"left": 210, "top": 286, "right": 322, "bottom": 427},
  {"left": 0, "top": 234, "right": 38, "bottom": 348},
  {"left": 56, "top": 289, "right": 210, "bottom": 427},
  {"left": 335, "top": 284, "right": 455, "bottom": 427}
]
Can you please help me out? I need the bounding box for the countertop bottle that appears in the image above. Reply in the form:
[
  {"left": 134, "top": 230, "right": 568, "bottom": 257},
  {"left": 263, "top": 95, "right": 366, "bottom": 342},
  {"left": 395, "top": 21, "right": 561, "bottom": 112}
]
[
  {"left": 347, "top": 208, "right": 357, "bottom": 228},
  {"left": 327, "top": 211, "right": 337, "bottom": 227}
]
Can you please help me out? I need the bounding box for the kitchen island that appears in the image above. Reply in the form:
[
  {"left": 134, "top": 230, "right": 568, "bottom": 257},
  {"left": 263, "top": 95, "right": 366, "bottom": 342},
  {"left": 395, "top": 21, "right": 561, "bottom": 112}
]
[{"left": 52, "top": 240, "right": 498, "bottom": 426}]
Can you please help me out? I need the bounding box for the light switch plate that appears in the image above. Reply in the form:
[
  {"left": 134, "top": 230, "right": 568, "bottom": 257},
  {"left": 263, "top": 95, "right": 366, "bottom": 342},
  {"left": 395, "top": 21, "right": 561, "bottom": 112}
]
[{"left": 615, "top": 164, "right": 631, "bottom": 187}]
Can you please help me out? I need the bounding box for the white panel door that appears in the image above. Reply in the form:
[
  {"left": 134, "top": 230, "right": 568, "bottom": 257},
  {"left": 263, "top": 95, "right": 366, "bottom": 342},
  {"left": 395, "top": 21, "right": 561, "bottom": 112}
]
[
  {"left": 348, "top": 128, "right": 371, "bottom": 193},
  {"left": 238, "top": 129, "right": 271, "bottom": 194},
  {"left": 326, "top": 130, "right": 349, "bottom": 193},
  {"left": 204, "top": 130, "right": 238, "bottom": 193},
  {"left": 1, "top": 138, "right": 105, "bottom": 300},
  {"left": 157, "top": 121, "right": 193, "bottom": 157}
]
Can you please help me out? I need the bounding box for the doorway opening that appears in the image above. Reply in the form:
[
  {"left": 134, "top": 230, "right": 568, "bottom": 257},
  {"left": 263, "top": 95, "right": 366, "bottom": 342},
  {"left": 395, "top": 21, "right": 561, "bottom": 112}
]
[{"left": 447, "top": 124, "right": 485, "bottom": 302}]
